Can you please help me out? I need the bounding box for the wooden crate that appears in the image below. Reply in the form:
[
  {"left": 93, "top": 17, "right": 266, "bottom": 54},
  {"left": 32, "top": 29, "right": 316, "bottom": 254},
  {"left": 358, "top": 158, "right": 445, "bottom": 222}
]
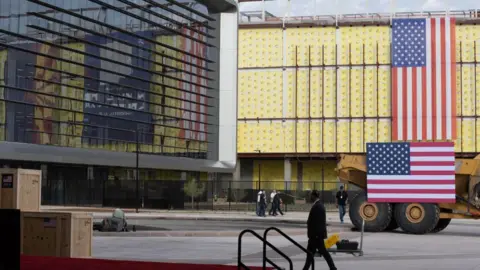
[
  {"left": 21, "top": 211, "right": 92, "bottom": 258},
  {"left": 0, "top": 169, "right": 41, "bottom": 211}
]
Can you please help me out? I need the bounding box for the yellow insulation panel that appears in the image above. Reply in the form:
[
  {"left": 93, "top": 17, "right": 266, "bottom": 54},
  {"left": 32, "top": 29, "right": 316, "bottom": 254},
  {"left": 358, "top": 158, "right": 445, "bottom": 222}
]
[
  {"left": 378, "top": 67, "right": 391, "bottom": 117},
  {"left": 337, "top": 68, "right": 349, "bottom": 118},
  {"left": 338, "top": 26, "right": 391, "bottom": 65},
  {"left": 238, "top": 70, "right": 283, "bottom": 118},
  {"left": 336, "top": 120, "right": 350, "bottom": 152},
  {"left": 309, "top": 69, "right": 323, "bottom": 117},
  {"left": 456, "top": 25, "right": 480, "bottom": 62},
  {"left": 455, "top": 118, "right": 479, "bottom": 152},
  {"left": 478, "top": 121, "right": 480, "bottom": 152},
  {"left": 457, "top": 66, "right": 480, "bottom": 116},
  {"left": 239, "top": 29, "right": 283, "bottom": 68},
  {"left": 285, "top": 27, "right": 336, "bottom": 66},
  {"left": 309, "top": 121, "right": 323, "bottom": 152},
  {"left": 237, "top": 118, "right": 480, "bottom": 153},
  {"left": 323, "top": 120, "right": 337, "bottom": 152},
  {"left": 280, "top": 66, "right": 390, "bottom": 120},
  {"left": 364, "top": 68, "right": 377, "bottom": 117},
  {"left": 323, "top": 68, "right": 337, "bottom": 117},
  {"left": 238, "top": 119, "right": 393, "bottom": 153},
  {"left": 284, "top": 68, "right": 337, "bottom": 118},
  {"left": 237, "top": 25, "right": 480, "bottom": 154}
]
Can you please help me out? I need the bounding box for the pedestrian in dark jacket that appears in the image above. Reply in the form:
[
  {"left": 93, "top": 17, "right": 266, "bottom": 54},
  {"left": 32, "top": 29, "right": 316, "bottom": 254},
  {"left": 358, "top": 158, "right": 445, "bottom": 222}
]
[
  {"left": 259, "top": 191, "right": 266, "bottom": 217},
  {"left": 268, "top": 190, "right": 277, "bottom": 215},
  {"left": 302, "top": 190, "right": 337, "bottom": 270},
  {"left": 273, "top": 192, "right": 284, "bottom": 216},
  {"left": 336, "top": 185, "right": 348, "bottom": 223}
]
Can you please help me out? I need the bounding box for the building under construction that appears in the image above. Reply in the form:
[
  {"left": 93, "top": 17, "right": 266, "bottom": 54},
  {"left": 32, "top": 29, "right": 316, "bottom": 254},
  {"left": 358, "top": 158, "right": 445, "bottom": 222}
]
[{"left": 234, "top": 2, "right": 480, "bottom": 193}]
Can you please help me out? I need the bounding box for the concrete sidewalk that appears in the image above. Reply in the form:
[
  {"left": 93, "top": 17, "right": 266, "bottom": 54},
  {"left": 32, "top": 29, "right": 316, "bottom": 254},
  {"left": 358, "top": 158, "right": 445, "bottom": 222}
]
[
  {"left": 42, "top": 205, "right": 350, "bottom": 224},
  {"left": 41, "top": 205, "right": 480, "bottom": 226}
]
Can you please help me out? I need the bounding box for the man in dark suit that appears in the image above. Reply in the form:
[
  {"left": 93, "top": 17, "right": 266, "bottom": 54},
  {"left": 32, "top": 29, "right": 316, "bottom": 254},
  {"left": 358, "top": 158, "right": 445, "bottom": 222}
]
[
  {"left": 302, "top": 190, "right": 337, "bottom": 270},
  {"left": 272, "top": 192, "right": 284, "bottom": 216}
]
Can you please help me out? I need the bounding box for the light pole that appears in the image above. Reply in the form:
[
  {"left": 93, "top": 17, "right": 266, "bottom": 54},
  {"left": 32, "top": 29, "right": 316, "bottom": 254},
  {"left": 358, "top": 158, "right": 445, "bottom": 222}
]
[
  {"left": 135, "top": 130, "right": 140, "bottom": 213},
  {"left": 254, "top": 149, "right": 261, "bottom": 214},
  {"left": 254, "top": 149, "right": 261, "bottom": 191}
]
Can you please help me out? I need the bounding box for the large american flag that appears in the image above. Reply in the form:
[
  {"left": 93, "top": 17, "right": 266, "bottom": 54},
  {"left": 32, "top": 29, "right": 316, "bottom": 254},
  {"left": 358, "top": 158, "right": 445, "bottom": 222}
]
[
  {"left": 391, "top": 18, "right": 456, "bottom": 141},
  {"left": 366, "top": 142, "right": 456, "bottom": 203}
]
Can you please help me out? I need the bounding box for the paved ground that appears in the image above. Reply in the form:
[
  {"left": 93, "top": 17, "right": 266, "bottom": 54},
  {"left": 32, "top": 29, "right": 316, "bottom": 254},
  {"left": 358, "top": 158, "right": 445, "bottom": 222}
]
[
  {"left": 93, "top": 218, "right": 356, "bottom": 237},
  {"left": 92, "top": 220, "right": 480, "bottom": 269}
]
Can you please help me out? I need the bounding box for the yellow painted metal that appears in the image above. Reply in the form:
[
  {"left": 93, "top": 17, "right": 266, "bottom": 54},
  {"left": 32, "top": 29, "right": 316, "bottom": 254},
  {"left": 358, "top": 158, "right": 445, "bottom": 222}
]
[
  {"left": 438, "top": 202, "right": 480, "bottom": 216},
  {"left": 405, "top": 203, "right": 426, "bottom": 224},
  {"left": 440, "top": 213, "right": 480, "bottom": 219},
  {"left": 359, "top": 202, "right": 379, "bottom": 221}
]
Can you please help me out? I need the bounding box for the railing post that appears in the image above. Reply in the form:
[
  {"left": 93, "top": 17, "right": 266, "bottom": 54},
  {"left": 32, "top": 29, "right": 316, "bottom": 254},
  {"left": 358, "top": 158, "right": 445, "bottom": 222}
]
[
  {"left": 229, "top": 180, "right": 231, "bottom": 211},
  {"left": 211, "top": 180, "right": 214, "bottom": 211}
]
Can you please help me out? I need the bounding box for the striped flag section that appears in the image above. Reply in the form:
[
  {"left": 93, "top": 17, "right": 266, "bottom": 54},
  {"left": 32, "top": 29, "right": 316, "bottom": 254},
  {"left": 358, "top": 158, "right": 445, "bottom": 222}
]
[
  {"left": 366, "top": 142, "right": 456, "bottom": 203},
  {"left": 391, "top": 18, "right": 456, "bottom": 141}
]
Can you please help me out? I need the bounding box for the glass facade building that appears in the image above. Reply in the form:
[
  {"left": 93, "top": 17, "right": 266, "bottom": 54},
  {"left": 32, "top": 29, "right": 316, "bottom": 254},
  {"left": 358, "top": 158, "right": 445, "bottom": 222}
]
[{"left": 0, "top": 0, "right": 238, "bottom": 208}]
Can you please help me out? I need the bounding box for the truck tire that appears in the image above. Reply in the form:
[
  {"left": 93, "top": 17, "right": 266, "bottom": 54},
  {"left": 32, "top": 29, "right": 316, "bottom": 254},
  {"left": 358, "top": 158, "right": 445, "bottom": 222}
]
[
  {"left": 348, "top": 192, "right": 393, "bottom": 232},
  {"left": 431, "top": 218, "right": 451, "bottom": 233},
  {"left": 394, "top": 203, "right": 440, "bottom": 234},
  {"left": 431, "top": 209, "right": 452, "bottom": 233},
  {"left": 385, "top": 205, "right": 399, "bottom": 231}
]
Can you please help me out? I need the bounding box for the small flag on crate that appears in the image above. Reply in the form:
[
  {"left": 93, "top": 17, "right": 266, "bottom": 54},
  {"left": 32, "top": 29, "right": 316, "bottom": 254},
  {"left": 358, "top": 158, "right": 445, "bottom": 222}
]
[
  {"left": 43, "top": 218, "right": 57, "bottom": 228},
  {"left": 366, "top": 142, "right": 456, "bottom": 203}
]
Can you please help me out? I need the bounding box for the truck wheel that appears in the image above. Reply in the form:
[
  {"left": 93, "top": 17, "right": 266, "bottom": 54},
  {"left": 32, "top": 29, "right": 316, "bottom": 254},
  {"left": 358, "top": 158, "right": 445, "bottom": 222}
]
[
  {"left": 395, "top": 203, "right": 440, "bottom": 234},
  {"left": 385, "top": 205, "right": 399, "bottom": 231},
  {"left": 431, "top": 218, "right": 451, "bottom": 233},
  {"left": 349, "top": 192, "right": 393, "bottom": 232},
  {"left": 431, "top": 209, "right": 452, "bottom": 233}
]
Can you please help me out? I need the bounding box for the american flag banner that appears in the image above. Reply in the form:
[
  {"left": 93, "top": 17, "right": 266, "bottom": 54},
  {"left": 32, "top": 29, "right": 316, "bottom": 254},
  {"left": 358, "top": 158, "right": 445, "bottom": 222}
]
[
  {"left": 391, "top": 18, "right": 456, "bottom": 141},
  {"left": 366, "top": 142, "right": 456, "bottom": 203}
]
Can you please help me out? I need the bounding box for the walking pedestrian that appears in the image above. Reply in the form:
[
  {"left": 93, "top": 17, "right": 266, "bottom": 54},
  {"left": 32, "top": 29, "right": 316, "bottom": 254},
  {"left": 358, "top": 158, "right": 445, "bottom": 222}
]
[
  {"left": 259, "top": 190, "right": 266, "bottom": 217},
  {"left": 268, "top": 190, "right": 277, "bottom": 216},
  {"left": 302, "top": 190, "right": 337, "bottom": 270},
  {"left": 336, "top": 185, "right": 348, "bottom": 223},
  {"left": 273, "top": 192, "right": 284, "bottom": 216},
  {"left": 256, "top": 190, "right": 263, "bottom": 216}
]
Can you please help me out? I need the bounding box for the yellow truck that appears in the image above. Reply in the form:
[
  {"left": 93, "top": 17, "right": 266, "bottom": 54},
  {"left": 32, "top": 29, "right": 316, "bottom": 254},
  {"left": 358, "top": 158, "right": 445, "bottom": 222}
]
[{"left": 336, "top": 154, "right": 480, "bottom": 234}]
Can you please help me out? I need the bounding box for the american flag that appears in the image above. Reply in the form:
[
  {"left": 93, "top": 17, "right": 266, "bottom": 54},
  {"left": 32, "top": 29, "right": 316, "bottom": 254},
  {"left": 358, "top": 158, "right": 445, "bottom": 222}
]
[
  {"left": 366, "top": 142, "right": 456, "bottom": 203},
  {"left": 391, "top": 18, "right": 456, "bottom": 141}
]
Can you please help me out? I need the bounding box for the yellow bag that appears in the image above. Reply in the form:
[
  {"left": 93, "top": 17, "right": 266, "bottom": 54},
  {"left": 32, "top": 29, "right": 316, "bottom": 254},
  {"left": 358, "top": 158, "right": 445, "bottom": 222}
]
[{"left": 324, "top": 233, "right": 340, "bottom": 248}]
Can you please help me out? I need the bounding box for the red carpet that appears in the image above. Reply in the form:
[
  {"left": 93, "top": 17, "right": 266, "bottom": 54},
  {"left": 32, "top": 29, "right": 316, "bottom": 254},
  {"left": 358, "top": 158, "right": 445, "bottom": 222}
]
[{"left": 21, "top": 255, "right": 270, "bottom": 270}]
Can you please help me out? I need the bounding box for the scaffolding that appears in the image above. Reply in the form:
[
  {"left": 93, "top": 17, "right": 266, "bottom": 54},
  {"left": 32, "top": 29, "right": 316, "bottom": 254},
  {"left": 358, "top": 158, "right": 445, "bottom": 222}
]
[{"left": 238, "top": 0, "right": 480, "bottom": 25}]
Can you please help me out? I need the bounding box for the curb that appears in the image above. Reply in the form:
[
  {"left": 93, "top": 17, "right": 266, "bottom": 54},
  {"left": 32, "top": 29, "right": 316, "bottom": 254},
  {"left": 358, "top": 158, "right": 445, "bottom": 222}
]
[
  {"left": 92, "top": 214, "right": 351, "bottom": 225},
  {"left": 93, "top": 226, "right": 353, "bottom": 238}
]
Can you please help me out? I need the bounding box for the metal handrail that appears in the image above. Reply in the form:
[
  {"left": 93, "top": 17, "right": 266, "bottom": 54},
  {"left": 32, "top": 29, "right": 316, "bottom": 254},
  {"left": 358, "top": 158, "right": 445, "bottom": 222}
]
[
  {"left": 238, "top": 229, "right": 293, "bottom": 270},
  {"left": 263, "top": 227, "right": 314, "bottom": 270}
]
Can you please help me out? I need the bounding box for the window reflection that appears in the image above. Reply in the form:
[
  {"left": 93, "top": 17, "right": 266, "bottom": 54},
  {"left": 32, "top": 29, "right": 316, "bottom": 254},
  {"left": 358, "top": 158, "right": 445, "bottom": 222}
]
[{"left": 0, "top": 0, "right": 214, "bottom": 160}]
